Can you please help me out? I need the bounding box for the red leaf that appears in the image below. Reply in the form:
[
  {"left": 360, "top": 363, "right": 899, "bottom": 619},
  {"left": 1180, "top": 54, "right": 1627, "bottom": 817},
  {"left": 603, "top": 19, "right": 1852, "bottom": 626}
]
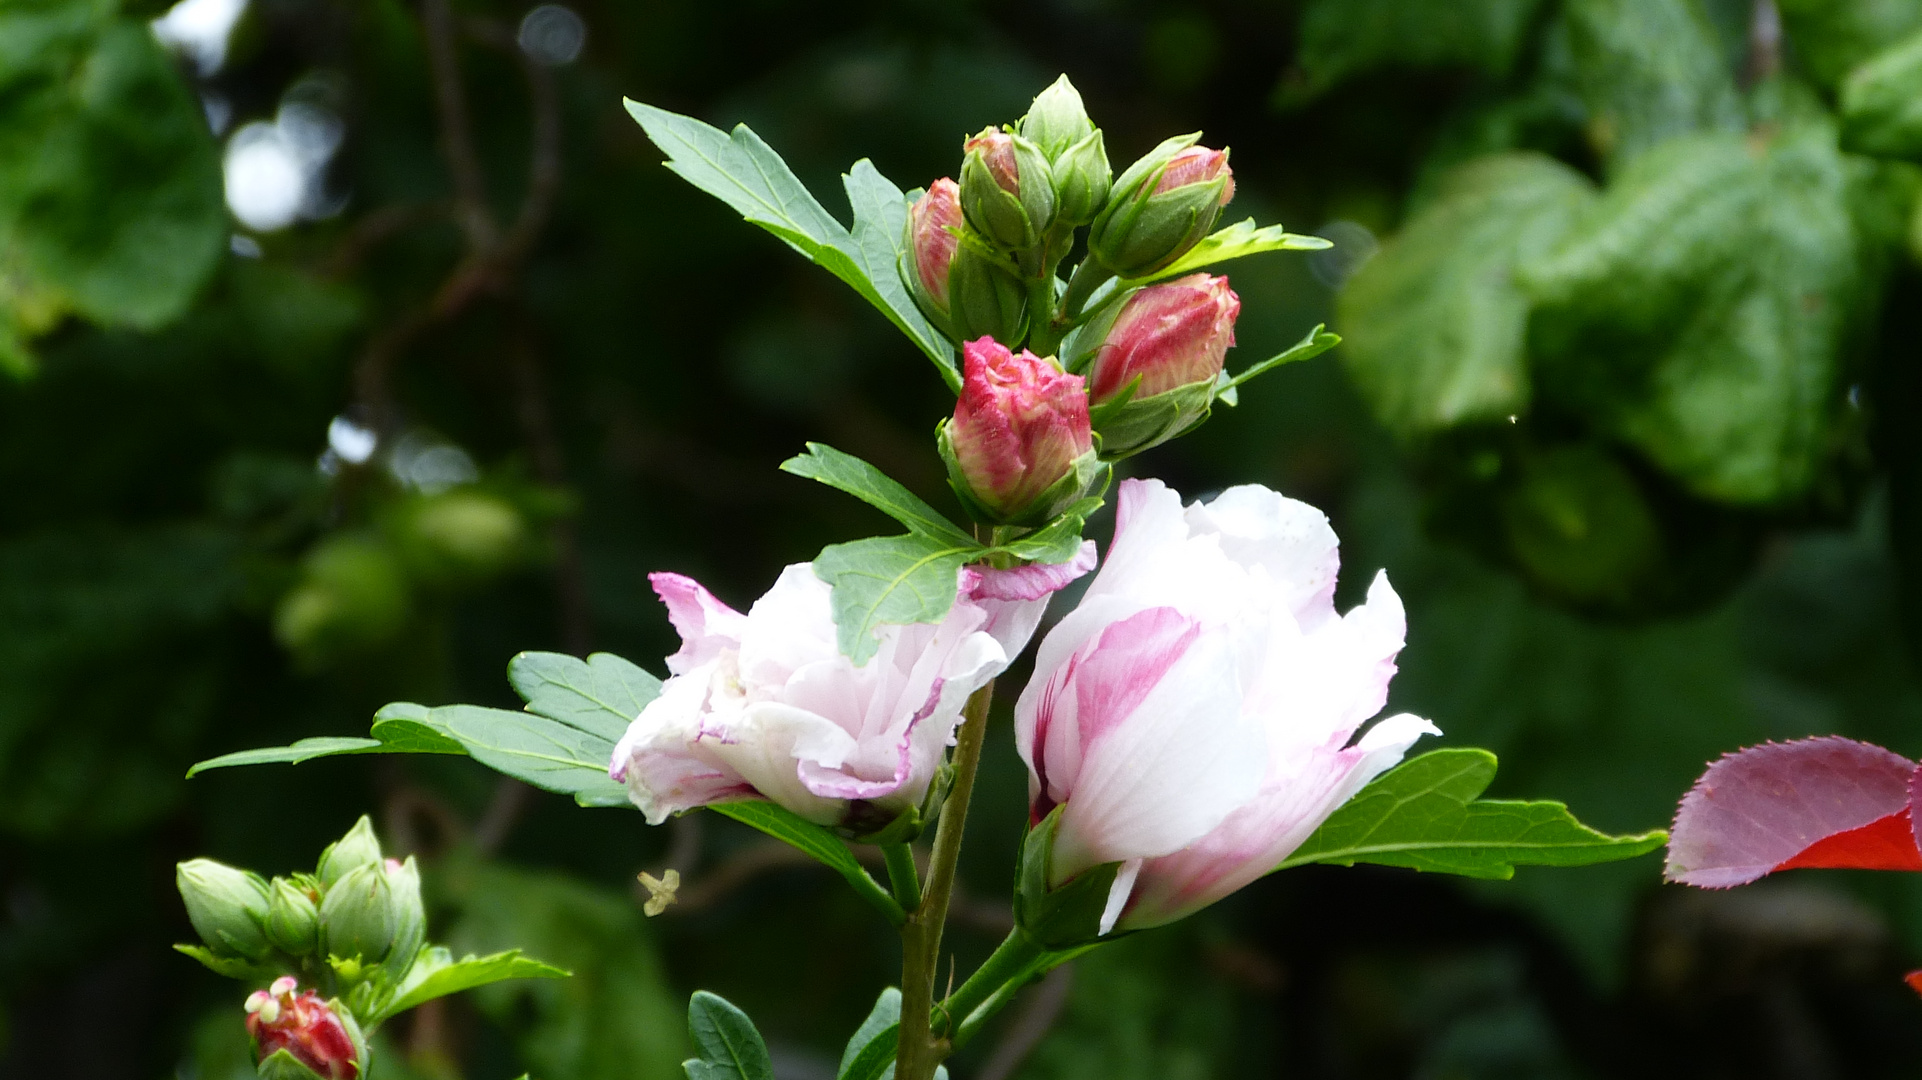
[{"left": 1667, "top": 736, "right": 1921, "bottom": 888}]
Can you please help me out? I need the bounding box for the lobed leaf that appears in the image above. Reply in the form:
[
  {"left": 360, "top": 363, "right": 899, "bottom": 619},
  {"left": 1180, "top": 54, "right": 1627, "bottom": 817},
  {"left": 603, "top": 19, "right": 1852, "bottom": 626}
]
[
  {"left": 811, "top": 534, "right": 978, "bottom": 666},
  {"left": 684, "top": 990, "right": 776, "bottom": 1080},
  {"left": 1124, "top": 219, "right": 1332, "bottom": 285},
  {"left": 708, "top": 800, "right": 904, "bottom": 925},
  {"left": 378, "top": 946, "right": 571, "bottom": 1022},
  {"left": 508, "top": 650, "right": 663, "bottom": 742},
  {"left": 781, "top": 443, "right": 979, "bottom": 546},
  {"left": 1277, "top": 748, "right": 1666, "bottom": 877},
  {"left": 1340, "top": 152, "right": 1595, "bottom": 438},
  {"left": 1839, "top": 29, "right": 1922, "bottom": 159},
  {"left": 1666, "top": 736, "right": 1922, "bottom": 888},
  {"left": 623, "top": 100, "right": 956, "bottom": 388},
  {"left": 1558, "top": 0, "right": 1744, "bottom": 172}
]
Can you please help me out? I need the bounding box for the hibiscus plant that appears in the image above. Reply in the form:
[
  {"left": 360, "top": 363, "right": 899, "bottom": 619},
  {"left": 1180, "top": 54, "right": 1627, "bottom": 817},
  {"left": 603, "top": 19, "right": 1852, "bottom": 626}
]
[{"left": 180, "top": 76, "right": 1667, "bottom": 1080}]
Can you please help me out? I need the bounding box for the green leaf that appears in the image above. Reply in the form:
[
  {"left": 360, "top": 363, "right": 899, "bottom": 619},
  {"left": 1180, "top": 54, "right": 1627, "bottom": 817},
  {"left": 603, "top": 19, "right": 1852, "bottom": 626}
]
[
  {"left": 811, "top": 534, "right": 978, "bottom": 666},
  {"left": 708, "top": 800, "right": 905, "bottom": 925},
  {"left": 1122, "top": 219, "right": 1332, "bottom": 285},
  {"left": 1283, "top": 0, "right": 1547, "bottom": 103},
  {"left": 1215, "top": 324, "right": 1341, "bottom": 405},
  {"left": 377, "top": 946, "right": 570, "bottom": 1022},
  {"left": 1775, "top": 0, "right": 1922, "bottom": 92},
  {"left": 508, "top": 650, "right": 663, "bottom": 742},
  {"left": 781, "top": 443, "right": 980, "bottom": 546},
  {"left": 1557, "top": 0, "right": 1744, "bottom": 172},
  {"left": 1521, "top": 127, "right": 1865, "bottom": 504},
  {"left": 684, "top": 991, "right": 776, "bottom": 1080},
  {"left": 622, "top": 100, "right": 957, "bottom": 388},
  {"left": 838, "top": 988, "right": 901, "bottom": 1080},
  {"left": 189, "top": 702, "right": 630, "bottom": 809},
  {"left": 994, "top": 496, "right": 1105, "bottom": 565},
  {"left": 1339, "top": 152, "right": 1595, "bottom": 437},
  {"left": 1275, "top": 748, "right": 1666, "bottom": 877},
  {"left": 172, "top": 943, "right": 274, "bottom": 981},
  {"left": 1839, "top": 29, "right": 1922, "bottom": 159},
  {"left": 0, "top": 9, "right": 225, "bottom": 331}
]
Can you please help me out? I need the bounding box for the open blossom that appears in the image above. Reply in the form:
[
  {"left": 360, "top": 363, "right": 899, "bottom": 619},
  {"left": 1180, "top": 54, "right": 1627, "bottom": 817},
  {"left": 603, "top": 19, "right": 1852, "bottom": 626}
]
[
  {"left": 1087, "top": 274, "right": 1239, "bottom": 404},
  {"left": 245, "top": 977, "right": 363, "bottom": 1080},
  {"left": 943, "top": 337, "right": 1096, "bottom": 524},
  {"left": 612, "top": 545, "right": 1096, "bottom": 829},
  {"left": 1015, "top": 478, "right": 1436, "bottom": 934}
]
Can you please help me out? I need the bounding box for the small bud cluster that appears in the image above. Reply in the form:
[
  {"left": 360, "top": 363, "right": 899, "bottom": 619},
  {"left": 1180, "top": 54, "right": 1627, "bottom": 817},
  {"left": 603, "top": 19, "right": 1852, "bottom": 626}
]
[
  {"left": 176, "top": 816, "right": 422, "bottom": 1079},
  {"left": 904, "top": 75, "right": 1244, "bottom": 524}
]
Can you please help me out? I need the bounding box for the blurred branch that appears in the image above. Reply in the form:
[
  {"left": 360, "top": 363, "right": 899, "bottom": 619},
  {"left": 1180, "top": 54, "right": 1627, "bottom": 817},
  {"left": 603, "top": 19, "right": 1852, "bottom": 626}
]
[
  {"left": 421, "top": 0, "right": 496, "bottom": 252},
  {"left": 974, "top": 964, "right": 1074, "bottom": 1080},
  {"left": 1743, "top": 0, "right": 1781, "bottom": 88},
  {"left": 320, "top": 202, "right": 446, "bottom": 279}
]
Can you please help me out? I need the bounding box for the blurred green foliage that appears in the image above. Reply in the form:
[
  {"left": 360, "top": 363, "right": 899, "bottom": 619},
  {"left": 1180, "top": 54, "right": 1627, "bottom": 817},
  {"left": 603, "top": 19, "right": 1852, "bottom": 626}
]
[{"left": 6, "top": 0, "right": 1922, "bottom": 1077}]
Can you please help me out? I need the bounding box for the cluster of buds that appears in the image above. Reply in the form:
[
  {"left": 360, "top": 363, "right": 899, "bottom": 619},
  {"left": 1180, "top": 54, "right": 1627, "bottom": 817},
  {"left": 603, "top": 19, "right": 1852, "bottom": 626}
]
[
  {"left": 904, "top": 76, "right": 1244, "bottom": 523},
  {"left": 177, "top": 817, "right": 420, "bottom": 1077},
  {"left": 246, "top": 977, "right": 366, "bottom": 1080}
]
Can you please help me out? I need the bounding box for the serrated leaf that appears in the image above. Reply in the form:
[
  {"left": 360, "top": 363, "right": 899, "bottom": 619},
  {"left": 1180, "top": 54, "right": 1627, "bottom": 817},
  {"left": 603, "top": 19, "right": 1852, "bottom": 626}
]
[
  {"left": 1340, "top": 152, "right": 1595, "bottom": 437},
  {"left": 508, "top": 650, "right": 663, "bottom": 742},
  {"left": 377, "top": 946, "right": 571, "bottom": 1021},
  {"left": 1275, "top": 748, "right": 1666, "bottom": 877},
  {"left": 1216, "top": 324, "right": 1341, "bottom": 404},
  {"left": 185, "top": 736, "right": 390, "bottom": 775},
  {"left": 1558, "top": 0, "right": 1744, "bottom": 171},
  {"left": 781, "top": 443, "right": 979, "bottom": 546},
  {"left": 684, "top": 991, "right": 775, "bottom": 1080},
  {"left": 811, "top": 534, "right": 977, "bottom": 665},
  {"left": 708, "top": 800, "right": 904, "bottom": 924},
  {"left": 839, "top": 988, "right": 901, "bottom": 1080},
  {"left": 623, "top": 100, "right": 956, "bottom": 388},
  {"left": 994, "top": 497, "right": 1104, "bottom": 565},
  {"left": 172, "top": 943, "right": 274, "bottom": 980},
  {"left": 1123, "top": 219, "right": 1332, "bottom": 285},
  {"left": 1522, "top": 127, "right": 1864, "bottom": 504}
]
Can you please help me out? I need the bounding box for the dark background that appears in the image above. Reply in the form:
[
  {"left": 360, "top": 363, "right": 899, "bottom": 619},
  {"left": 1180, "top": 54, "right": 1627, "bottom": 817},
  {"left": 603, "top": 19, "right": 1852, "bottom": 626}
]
[{"left": 5, "top": 0, "right": 1922, "bottom": 1077}]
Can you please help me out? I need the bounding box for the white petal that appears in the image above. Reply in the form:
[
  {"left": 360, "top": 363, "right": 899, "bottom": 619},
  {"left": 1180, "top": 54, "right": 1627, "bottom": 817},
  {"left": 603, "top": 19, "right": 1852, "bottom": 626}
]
[{"left": 1185, "top": 484, "right": 1341, "bottom": 629}]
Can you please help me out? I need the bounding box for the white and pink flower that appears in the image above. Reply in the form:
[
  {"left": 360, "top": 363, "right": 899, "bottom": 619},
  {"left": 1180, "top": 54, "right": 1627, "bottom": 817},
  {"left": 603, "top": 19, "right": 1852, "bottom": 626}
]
[
  {"left": 1015, "top": 478, "right": 1436, "bottom": 934},
  {"left": 612, "top": 545, "right": 1096, "bottom": 829}
]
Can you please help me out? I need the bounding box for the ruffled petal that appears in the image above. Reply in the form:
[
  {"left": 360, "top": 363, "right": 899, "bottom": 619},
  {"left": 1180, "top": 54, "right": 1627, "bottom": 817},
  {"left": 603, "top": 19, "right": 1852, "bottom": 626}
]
[{"left": 649, "top": 572, "right": 749, "bottom": 676}]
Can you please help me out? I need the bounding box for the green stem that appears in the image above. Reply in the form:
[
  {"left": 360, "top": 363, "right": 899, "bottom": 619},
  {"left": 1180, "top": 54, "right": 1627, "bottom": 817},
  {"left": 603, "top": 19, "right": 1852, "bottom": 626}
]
[
  {"left": 895, "top": 681, "right": 995, "bottom": 1080},
  {"left": 882, "top": 843, "right": 922, "bottom": 912},
  {"left": 950, "top": 944, "right": 1098, "bottom": 1050},
  {"left": 937, "top": 929, "right": 1044, "bottom": 1038},
  {"left": 1025, "top": 274, "right": 1062, "bottom": 358},
  {"left": 1057, "top": 257, "right": 1114, "bottom": 328}
]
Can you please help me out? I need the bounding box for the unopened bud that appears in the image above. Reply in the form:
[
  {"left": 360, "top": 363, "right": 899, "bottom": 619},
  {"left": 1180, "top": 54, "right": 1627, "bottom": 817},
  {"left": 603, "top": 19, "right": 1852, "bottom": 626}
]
[
  {"left": 938, "top": 338, "right": 1099, "bottom": 525},
  {"left": 947, "top": 240, "right": 1028, "bottom": 346},
  {"left": 383, "top": 856, "right": 426, "bottom": 976},
  {"left": 959, "top": 127, "right": 1056, "bottom": 251},
  {"left": 246, "top": 977, "right": 367, "bottom": 1080},
  {"left": 1072, "top": 273, "right": 1240, "bottom": 458},
  {"left": 319, "top": 860, "right": 402, "bottom": 966},
  {"left": 177, "top": 859, "right": 274, "bottom": 960},
  {"left": 1020, "top": 75, "right": 1095, "bottom": 157},
  {"left": 903, "top": 178, "right": 963, "bottom": 333},
  {"left": 1088, "top": 137, "right": 1234, "bottom": 277},
  {"left": 316, "top": 816, "right": 382, "bottom": 888},
  {"left": 265, "top": 877, "right": 322, "bottom": 957},
  {"left": 1019, "top": 76, "right": 1110, "bottom": 227}
]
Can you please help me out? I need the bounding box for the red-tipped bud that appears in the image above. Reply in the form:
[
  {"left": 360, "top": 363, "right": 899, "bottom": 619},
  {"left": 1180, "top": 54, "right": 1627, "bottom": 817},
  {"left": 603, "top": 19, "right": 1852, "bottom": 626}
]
[
  {"left": 939, "top": 338, "right": 1098, "bottom": 525},
  {"left": 1153, "top": 146, "right": 1235, "bottom": 203},
  {"left": 959, "top": 127, "right": 1055, "bottom": 251},
  {"left": 1088, "top": 274, "right": 1239, "bottom": 403},
  {"left": 906, "top": 178, "right": 962, "bottom": 317},
  {"left": 245, "top": 978, "right": 366, "bottom": 1080},
  {"left": 965, "top": 130, "right": 1021, "bottom": 195}
]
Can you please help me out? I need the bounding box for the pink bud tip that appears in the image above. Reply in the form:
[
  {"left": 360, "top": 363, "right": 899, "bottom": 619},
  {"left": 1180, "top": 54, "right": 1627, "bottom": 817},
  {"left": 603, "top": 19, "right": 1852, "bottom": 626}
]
[
  {"left": 965, "top": 129, "right": 1021, "bottom": 195},
  {"left": 1089, "top": 274, "right": 1240, "bottom": 404},
  {"left": 949, "top": 338, "right": 1093, "bottom": 521},
  {"left": 245, "top": 980, "right": 361, "bottom": 1080},
  {"left": 909, "top": 179, "right": 963, "bottom": 307},
  {"left": 1154, "top": 146, "right": 1233, "bottom": 205}
]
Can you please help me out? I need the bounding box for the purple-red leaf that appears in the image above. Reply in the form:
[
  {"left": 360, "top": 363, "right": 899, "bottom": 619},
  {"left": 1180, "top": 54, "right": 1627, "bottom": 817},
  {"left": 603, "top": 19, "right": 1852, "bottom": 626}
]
[{"left": 1666, "top": 736, "right": 1922, "bottom": 888}]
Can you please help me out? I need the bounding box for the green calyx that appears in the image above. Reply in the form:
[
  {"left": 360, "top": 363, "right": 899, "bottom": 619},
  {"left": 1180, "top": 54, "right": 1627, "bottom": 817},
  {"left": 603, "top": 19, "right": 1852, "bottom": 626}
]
[
  {"left": 1088, "top": 133, "right": 1230, "bottom": 277},
  {"left": 178, "top": 859, "right": 276, "bottom": 961},
  {"left": 946, "top": 237, "right": 1028, "bottom": 345},
  {"left": 316, "top": 816, "right": 383, "bottom": 888},
  {"left": 939, "top": 421, "right": 1105, "bottom": 529},
  {"left": 319, "top": 856, "right": 423, "bottom": 975},
  {"left": 1088, "top": 378, "right": 1219, "bottom": 460},
  {"left": 959, "top": 130, "right": 1056, "bottom": 252},
  {"left": 1049, "top": 130, "right": 1111, "bottom": 228},
  {"left": 264, "top": 876, "right": 322, "bottom": 957},
  {"left": 1019, "top": 75, "right": 1095, "bottom": 157},
  {"left": 1013, "top": 806, "right": 1126, "bottom": 949}
]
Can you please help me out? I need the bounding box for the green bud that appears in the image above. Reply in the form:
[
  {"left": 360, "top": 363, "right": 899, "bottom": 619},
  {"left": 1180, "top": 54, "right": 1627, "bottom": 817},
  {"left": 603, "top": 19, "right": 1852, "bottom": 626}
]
[
  {"left": 264, "top": 877, "right": 322, "bottom": 956},
  {"left": 316, "top": 816, "right": 382, "bottom": 888},
  {"left": 1088, "top": 134, "right": 1234, "bottom": 278},
  {"left": 1049, "top": 129, "right": 1111, "bottom": 227},
  {"left": 177, "top": 859, "right": 274, "bottom": 960},
  {"left": 959, "top": 127, "right": 1056, "bottom": 251},
  {"left": 320, "top": 862, "right": 398, "bottom": 965},
  {"left": 947, "top": 238, "right": 1028, "bottom": 345},
  {"left": 382, "top": 856, "right": 426, "bottom": 978},
  {"left": 1020, "top": 75, "right": 1095, "bottom": 157}
]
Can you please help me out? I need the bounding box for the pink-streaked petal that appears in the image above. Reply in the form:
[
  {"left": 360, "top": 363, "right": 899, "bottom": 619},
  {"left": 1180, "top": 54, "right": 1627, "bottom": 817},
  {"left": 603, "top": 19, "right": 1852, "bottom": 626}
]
[
  {"left": 650, "top": 572, "right": 749, "bottom": 676},
  {"left": 1667, "top": 736, "right": 1922, "bottom": 888},
  {"left": 966, "top": 540, "right": 1098, "bottom": 601},
  {"left": 1120, "top": 713, "right": 1436, "bottom": 930}
]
